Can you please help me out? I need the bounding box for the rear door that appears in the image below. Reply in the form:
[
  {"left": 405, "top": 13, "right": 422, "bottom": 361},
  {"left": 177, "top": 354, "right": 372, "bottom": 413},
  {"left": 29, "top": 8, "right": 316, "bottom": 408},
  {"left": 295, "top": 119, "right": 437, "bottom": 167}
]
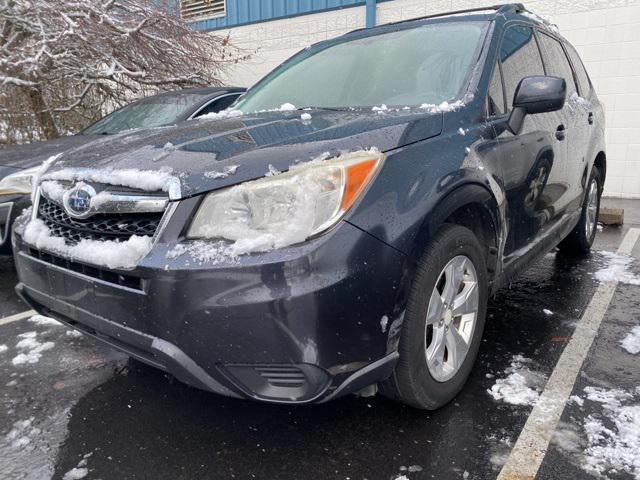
[
  {"left": 536, "top": 32, "right": 587, "bottom": 212},
  {"left": 495, "top": 24, "right": 570, "bottom": 262}
]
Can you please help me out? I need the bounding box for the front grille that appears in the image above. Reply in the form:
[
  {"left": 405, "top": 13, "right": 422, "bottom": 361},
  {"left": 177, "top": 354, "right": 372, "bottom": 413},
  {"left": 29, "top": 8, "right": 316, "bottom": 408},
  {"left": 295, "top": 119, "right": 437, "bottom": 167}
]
[
  {"left": 28, "top": 247, "right": 143, "bottom": 289},
  {"left": 38, "top": 197, "right": 163, "bottom": 245}
]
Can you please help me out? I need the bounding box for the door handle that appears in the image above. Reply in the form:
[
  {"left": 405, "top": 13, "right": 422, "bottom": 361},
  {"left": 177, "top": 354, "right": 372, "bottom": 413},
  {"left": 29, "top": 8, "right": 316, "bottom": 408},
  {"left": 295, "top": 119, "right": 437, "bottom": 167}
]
[
  {"left": 588, "top": 112, "right": 594, "bottom": 125},
  {"left": 556, "top": 124, "right": 566, "bottom": 141}
]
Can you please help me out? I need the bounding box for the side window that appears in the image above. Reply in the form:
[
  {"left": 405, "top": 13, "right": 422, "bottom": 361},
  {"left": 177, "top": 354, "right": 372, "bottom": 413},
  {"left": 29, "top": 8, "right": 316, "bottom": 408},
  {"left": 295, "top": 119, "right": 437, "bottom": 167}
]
[
  {"left": 565, "top": 43, "right": 592, "bottom": 96},
  {"left": 500, "top": 26, "right": 545, "bottom": 111},
  {"left": 537, "top": 33, "right": 578, "bottom": 96},
  {"left": 194, "top": 94, "right": 240, "bottom": 117},
  {"left": 487, "top": 64, "right": 505, "bottom": 116}
]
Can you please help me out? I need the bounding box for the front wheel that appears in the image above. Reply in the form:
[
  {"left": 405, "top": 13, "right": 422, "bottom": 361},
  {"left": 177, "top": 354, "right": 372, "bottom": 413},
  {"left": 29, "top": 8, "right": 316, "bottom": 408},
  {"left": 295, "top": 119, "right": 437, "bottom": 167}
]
[
  {"left": 558, "top": 166, "right": 602, "bottom": 256},
  {"left": 380, "top": 224, "right": 488, "bottom": 409}
]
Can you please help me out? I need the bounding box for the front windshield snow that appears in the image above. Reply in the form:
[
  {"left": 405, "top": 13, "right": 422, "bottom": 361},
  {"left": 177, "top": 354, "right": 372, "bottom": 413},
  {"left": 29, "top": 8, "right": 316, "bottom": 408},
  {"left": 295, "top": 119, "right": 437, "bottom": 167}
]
[{"left": 236, "top": 21, "right": 487, "bottom": 111}]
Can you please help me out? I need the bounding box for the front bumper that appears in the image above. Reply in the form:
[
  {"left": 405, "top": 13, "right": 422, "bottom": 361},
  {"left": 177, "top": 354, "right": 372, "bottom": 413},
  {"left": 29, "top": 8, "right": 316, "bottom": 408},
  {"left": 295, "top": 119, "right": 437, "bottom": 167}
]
[{"left": 13, "top": 217, "right": 406, "bottom": 404}]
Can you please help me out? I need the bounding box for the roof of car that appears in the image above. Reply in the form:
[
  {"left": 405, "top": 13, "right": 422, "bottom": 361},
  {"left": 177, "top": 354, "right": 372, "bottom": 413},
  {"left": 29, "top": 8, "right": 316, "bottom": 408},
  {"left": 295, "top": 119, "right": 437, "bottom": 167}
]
[
  {"left": 342, "top": 3, "right": 558, "bottom": 37},
  {"left": 149, "top": 87, "right": 246, "bottom": 99}
]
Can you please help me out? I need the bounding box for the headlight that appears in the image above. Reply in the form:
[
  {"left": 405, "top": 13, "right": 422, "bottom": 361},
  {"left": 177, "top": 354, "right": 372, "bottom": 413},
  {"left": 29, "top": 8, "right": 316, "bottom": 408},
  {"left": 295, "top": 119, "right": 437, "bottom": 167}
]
[
  {"left": 0, "top": 166, "right": 40, "bottom": 195},
  {"left": 187, "top": 150, "right": 384, "bottom": 254}
]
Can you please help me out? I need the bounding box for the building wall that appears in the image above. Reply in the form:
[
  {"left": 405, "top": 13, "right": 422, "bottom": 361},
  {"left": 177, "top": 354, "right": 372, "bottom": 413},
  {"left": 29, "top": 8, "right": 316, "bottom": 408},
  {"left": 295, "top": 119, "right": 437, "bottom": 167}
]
[{"left": 212, "top": 0, "right": 640, "bottom": 198}]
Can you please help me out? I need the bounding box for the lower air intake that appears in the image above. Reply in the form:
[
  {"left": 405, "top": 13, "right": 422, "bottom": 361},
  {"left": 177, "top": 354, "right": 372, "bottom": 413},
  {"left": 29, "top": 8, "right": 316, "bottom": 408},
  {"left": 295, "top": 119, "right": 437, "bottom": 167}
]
[{"left": 222, "top": 363, "right": 330, "bottom": 402}]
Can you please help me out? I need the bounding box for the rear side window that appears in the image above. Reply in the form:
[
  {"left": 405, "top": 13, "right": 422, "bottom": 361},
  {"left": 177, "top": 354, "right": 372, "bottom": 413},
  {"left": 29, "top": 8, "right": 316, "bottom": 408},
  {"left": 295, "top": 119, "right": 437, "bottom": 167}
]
[
  {"left": 487, "top": 64, "right": 505, "bottom": 116},
  {"left": 564, "top": 43, "right": 592, "bottom": 96},
  {"left": 195, "top": 94, "right": 241, "bottom": 117},
  {"left": 537, "top": 33, "right": 577, "bottom": 96},
  {"left": 500, "top": 26, "right": 545, "bottom": 111}
]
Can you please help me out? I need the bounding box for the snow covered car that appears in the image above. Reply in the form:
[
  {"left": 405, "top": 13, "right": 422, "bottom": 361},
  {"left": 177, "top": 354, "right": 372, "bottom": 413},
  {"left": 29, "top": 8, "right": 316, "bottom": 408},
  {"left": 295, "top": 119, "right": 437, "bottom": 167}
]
[
  {"left": 0, "top": 87, "right": 244, "bottom": 254},
  {"left": 12, "top": 4, "right": 605, "bottom": 409}
]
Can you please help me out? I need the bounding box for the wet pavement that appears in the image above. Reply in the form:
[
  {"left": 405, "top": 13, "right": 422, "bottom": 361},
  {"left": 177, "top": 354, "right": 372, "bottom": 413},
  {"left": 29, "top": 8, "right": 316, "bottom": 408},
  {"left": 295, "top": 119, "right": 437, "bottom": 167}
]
[{"left": 0, "top": 200, "right": 639, "bottom": 480}]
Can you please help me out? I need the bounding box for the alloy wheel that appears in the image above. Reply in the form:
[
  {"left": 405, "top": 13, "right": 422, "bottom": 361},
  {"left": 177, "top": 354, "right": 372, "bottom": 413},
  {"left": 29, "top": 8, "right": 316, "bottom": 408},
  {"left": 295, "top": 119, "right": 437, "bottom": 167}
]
[
  {"left": 585, "top": 179, "right": 599, "bottom": 239},
  {"left": 425, "top": 255, "right": 479, "bottom": 382}
]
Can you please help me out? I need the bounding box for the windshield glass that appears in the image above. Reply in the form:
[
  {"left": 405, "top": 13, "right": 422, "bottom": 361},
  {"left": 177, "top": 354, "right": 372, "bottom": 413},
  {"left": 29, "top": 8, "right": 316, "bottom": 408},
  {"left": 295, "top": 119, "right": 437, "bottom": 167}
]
[
  {"left": 236, "top": 21, "right": 487, "bottom": 111},
  {"left": 83, "top": 94, "right": 208, "bottom": 134}
]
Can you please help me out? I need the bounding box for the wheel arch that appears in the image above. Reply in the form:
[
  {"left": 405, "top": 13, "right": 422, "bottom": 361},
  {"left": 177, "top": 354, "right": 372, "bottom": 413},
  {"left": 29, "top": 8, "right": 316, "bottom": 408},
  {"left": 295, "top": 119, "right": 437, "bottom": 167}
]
[{"left": 409, "top": 183, "right": 502, "bottom": 282}]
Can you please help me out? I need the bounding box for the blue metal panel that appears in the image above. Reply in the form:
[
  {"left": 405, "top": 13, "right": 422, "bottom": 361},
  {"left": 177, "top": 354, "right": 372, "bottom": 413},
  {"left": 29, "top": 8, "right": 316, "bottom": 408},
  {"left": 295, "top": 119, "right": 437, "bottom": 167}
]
[
  {"left": 182, "top": 0, "right": 385, "bottom": 32},
  {"left": 366, "top": 0, "right": 376, "bottom": 28}
]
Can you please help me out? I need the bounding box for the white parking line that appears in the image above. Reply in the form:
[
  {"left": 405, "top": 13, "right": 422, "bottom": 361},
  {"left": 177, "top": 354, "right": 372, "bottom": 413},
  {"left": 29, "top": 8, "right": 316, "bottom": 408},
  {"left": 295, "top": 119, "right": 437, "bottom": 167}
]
[
  {"left": 0, "top": 309, "right": 36, "bottom": 326},
  {"left": 497, "top": 227, "right": 640, "bottom": 480}
]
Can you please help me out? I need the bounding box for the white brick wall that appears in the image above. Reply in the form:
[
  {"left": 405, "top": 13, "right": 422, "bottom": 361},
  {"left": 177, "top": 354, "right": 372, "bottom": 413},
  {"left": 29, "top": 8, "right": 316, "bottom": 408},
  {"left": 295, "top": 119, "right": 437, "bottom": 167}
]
[{"left": 219, "top": 0, "right": 640, "bottom": 198}]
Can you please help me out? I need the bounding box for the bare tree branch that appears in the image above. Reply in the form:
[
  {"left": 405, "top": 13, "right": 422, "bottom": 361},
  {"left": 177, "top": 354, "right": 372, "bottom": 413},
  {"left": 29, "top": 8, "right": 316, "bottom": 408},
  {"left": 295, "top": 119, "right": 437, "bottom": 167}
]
[{"left": 0, "top": 0, "right": 250, "bottom": 144}]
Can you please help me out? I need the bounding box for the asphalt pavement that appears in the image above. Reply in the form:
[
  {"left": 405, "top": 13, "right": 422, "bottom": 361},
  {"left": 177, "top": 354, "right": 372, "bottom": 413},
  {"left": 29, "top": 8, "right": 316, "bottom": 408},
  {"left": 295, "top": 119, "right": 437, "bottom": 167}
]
[{"left": 1, "top": 199, "right": 639, "bottom": 480}]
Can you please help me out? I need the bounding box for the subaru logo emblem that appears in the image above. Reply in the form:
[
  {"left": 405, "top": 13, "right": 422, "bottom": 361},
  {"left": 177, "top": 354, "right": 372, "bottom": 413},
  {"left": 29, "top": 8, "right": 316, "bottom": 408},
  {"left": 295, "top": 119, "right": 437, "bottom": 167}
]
[{"left": 62, "top": 184, "right": 96, "bottom": 219}]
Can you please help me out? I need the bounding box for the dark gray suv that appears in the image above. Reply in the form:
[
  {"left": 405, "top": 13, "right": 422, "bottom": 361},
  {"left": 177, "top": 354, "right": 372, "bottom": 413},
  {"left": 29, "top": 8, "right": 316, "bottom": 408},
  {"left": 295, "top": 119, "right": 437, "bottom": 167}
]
[{"left": 12, "top": 4, "right": 605, "bottom": 409}]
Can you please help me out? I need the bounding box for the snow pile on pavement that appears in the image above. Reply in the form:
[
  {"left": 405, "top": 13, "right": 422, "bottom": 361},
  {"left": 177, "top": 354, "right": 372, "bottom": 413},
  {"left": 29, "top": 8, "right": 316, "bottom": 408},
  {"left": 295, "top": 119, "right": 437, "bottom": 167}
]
[
  {"left": 0, "top": 344, "right": 7, "bottom": 353},
  {"left": 4, "top": 417, "right": 38, "bottom": 449},
  {"left": 23, "top": 218, "right": 152, "bottom": 270},
  {"left": 12, "top": 331, "right": 55, "bottom": 365},
  {"left": 62, "top": 453, "right": 93, "bottom": 480},
  {"left": 279, "top": 103, "right": 296, "bottom": 111},
  {"left": 594, "top": 251, "right": 640, "bottom": 285},
  {"left": 204, "top": 165, "right": 239, "bottom": 179},
  {"left": 29, "top": 315, "right": 61, "bottom": 327},
  {"left": 300, "top": 113, "right": 312, "bottom": 121},
  {"left": 488, "top": 355, "right": 546, "bottom": 406},
  {"left": 621, "top": 326, "right": 640, "bottom": 355},
  {"left": 43, "top": 167, "right": 177, "bottom": 193},
  {"left": 579, "top": 386, "right": 640, "bottom": 479}
]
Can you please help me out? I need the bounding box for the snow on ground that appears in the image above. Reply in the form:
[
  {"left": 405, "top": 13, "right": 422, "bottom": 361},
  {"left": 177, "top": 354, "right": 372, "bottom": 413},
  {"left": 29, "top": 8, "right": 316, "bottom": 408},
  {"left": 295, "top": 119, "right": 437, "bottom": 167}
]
[
  {"left": 12, "top": 331, "right": 55, "bottom": 365},
  {"left": 23, "top": 218, "right": 152, "bottom": 270},
  {"left": 0, "top": 344, "right": 7, "bottom": 353},
  {"left": 300, "top": 112, "right": 312, "bottom": 121},
  {"left": 621, "top": 326, "right": 640, "bottom": 355},
  {"left": 4, "top": 418, "right": 37, "bottom": 449},
  {"left": 29, "top": 315, "right": 61, "bottom": 327},
  {"left": 279, "top": 103, "right": 296, "bottom": 111},
  {"left": 204, "top": 165, "right": 239, "bottom": 179},
  {"left": 543, "top": 308, "right": 553, "bottom": 315},
  {"left": 594, "top": 251, "right": 640, "bottom": 285},
  {"left": 577, "top": 386, "right": 640, "bottom": 479},
  {"left": 62, "top": 453, "right": 93, "bottom": 480},
  {"left": 487, "top": 355, "right": 546, "bottom": 406},
  {"left": 43, "top": 167, "right": 177, "bottom": 193}
]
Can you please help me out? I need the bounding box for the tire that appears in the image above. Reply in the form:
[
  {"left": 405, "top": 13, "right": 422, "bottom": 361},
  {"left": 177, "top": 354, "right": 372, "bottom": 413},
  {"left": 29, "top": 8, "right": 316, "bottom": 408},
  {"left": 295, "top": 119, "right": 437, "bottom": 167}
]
[
  {"left": 381, "top": 224, "right": 488, "bottom": 410},
  {"left": 558, "top": 166, "right": 602, "bottom": 257}
]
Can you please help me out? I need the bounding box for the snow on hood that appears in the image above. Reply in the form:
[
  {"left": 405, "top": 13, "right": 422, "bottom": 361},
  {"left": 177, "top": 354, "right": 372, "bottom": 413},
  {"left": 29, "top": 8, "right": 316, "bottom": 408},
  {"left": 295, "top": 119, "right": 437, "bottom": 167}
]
[{"left": 40, "top": 108, "right": 446, "bottom": 199}]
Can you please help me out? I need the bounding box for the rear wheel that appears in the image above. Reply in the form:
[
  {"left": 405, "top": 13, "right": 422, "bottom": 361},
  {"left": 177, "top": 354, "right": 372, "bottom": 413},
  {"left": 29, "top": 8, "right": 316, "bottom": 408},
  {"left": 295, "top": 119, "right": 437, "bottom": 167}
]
[
  {"left": 381, "top": 224, "right": 488, "bottom": 409},
  {"left": 558, "top": 167, "right": 602, "bottom": 256}
]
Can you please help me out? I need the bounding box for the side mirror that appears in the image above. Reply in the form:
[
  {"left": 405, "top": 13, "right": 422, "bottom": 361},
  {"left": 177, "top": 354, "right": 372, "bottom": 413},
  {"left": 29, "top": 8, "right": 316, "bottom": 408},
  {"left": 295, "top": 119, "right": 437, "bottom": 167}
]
[{"left": 507, "top": 76, "right": 567, "bottom": 135}]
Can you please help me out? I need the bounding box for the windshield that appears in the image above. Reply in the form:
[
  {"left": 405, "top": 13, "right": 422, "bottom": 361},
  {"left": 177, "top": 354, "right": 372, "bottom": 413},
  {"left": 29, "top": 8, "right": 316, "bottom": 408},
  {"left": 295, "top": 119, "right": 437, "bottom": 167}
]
[
  {"left": 83, "top": 94, "right": 208, "bottom": 135},
  {"left": 236, "top": 21, "right": 487, "bottom": 111}
]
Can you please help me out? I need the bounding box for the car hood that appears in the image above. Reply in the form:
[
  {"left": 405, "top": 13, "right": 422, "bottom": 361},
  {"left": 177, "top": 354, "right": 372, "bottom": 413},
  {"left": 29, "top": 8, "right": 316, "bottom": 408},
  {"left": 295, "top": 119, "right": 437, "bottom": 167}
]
[
  {"left": 42, "top": 110, "right": 444, "bottom": 199},
  {"left": 0, "top": 134, "right": 100, "bottom": 171}
]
